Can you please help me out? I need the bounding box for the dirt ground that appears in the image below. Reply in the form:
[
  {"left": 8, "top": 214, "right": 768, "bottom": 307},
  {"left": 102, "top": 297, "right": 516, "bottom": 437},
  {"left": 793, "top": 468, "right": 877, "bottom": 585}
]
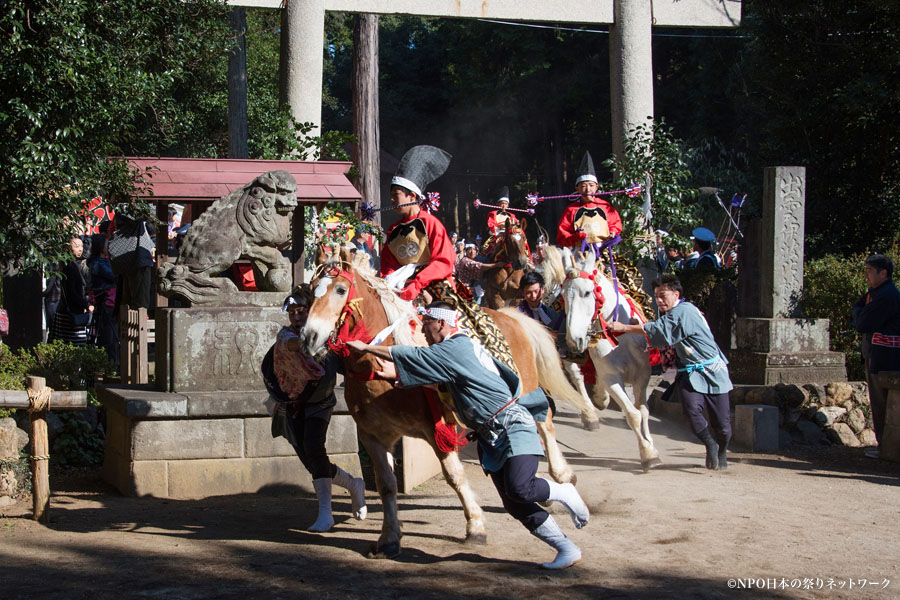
[{"left": 1, "top": 407, "right": 898, "bottom": 600}]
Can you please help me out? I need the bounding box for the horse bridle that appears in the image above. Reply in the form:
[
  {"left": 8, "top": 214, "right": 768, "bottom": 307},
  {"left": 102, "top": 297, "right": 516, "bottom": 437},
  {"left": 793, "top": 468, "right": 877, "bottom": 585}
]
[{"left": 312, "top": 262, "right": 367, "bottom": 354}]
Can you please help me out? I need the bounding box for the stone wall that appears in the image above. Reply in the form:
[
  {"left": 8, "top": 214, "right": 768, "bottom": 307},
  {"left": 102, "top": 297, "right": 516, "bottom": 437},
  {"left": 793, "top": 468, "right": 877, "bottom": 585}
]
[{"left": 730, "top": 381, "right": 876, "bottom": 448}]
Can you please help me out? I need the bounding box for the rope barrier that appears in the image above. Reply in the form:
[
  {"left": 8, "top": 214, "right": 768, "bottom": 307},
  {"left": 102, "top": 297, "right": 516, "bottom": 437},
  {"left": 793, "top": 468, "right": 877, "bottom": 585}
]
[{"left": 27, "top": 385, "right": 52, "bottom": 413}]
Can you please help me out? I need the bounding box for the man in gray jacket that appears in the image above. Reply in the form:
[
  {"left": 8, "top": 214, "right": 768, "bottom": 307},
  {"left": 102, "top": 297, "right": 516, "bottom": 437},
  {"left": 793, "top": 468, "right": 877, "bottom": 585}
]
[{"left": 610, "top": 274, "right": 733, "bottom": 470}]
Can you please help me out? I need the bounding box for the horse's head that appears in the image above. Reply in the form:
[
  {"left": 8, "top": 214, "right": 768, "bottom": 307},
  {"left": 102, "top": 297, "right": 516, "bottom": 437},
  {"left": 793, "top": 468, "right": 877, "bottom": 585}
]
[
  {"left": 299, "top": 261, "right": 355, "bottom": 356},
  {"left": 501, "top": 219, "right": 529, "bottom": 270},
  {"left": 561, "top": 249, "right": 629, "bottom": 353}
]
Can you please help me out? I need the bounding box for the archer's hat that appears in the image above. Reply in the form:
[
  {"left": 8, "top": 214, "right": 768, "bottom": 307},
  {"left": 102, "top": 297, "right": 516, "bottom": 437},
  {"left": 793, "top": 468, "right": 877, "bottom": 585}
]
[
  {"left": 497, "top": 186, "right": 510, "bottom": 204},
  {"left": 575, "top": 151, "right": 598, "bottom": 185},
  {"left": 391, "top": 145, "right": 452, "bottom": 199},
  {"left": 691, "top": 227, "right": 716, "bottom": 243}
]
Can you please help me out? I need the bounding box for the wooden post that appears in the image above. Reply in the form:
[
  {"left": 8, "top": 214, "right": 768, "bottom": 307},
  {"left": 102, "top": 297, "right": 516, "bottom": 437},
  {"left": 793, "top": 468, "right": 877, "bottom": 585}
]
[
  {"left": 352, "top": 13, "right": 381, "bottom": 225},
  {"left": 138, "top": 307, "right": 148, "bottom": 384},
  {"left": 1, "top": 385, "right": 86, "bottom": 522},
  {"left": 291, "top": 203, "right": 307, "bottom": 287},
  {"left": 26, "top": 376, "right": 50, "bottom": 524}
]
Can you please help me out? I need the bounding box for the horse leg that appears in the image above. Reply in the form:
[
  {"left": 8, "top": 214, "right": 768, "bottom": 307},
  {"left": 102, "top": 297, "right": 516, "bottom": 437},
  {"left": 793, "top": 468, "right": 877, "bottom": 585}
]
[
  {"left": 563, "top": 360, "right": 600, "bottom": 430},
  {"left": 358, "top": 431, "right": 402, "bottom": 559},
  {"left": 433, "top": 445, "right": 488, "bottom": 544},
  {"left": 535, "top": 409, "right": 577, "bottom": 485},
  {"left": 604, "top": 380, "right": 661, "bottom": 471},
  {"left": 631, "top": 376, "right": 662, "bottom": 470}
]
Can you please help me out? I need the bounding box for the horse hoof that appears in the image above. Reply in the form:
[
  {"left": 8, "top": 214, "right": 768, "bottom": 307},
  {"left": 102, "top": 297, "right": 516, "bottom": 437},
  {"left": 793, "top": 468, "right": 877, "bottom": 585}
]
[
  {"left": 642, "top": 457, "right": 663, "bottom": 472},
  {"left": 367, "top": 541, "right": 401, "bottom": 559},
  {"left": 465, "top": 533, "right": 488, "bottom": 545},
  {"left": 582, "top": 418, "right": 601, "bottom": 431}
]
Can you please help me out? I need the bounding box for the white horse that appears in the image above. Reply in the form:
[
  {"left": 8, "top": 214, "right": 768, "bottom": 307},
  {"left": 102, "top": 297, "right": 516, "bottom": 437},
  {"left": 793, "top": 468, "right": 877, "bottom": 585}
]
[{"left": 541, "top": 246, "right": 662, "bottom": 471}]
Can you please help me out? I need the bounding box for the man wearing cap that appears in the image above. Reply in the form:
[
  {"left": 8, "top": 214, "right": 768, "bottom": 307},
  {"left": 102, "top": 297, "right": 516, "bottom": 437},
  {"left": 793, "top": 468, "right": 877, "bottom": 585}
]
[
  {"left": 380, "top": 145, "right": 457, "bottom": 302},
  {"left": 609, "top": 274, "right": 732, "bottom": 470},
  {"left": 347, "top": 302, "right": 589, "bottom": 570},
  {"left": 556, "top": 151, "right": 623, "bottom": 248},
  {"left": 852, "top": 254, "right": 900, "bottom": 459},
  {"left": 684, "top": 227, "right": 721, "bottom": 269}
]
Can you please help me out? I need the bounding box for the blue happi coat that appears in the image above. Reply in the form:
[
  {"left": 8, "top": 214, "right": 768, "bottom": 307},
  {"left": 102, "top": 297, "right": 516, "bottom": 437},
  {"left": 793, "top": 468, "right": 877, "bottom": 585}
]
[
  {"left": 643, "top": 300, "right": 733, "bottom": 394},
  {"left": 391, "top": 333, "right": 548, "bottom": 472}
]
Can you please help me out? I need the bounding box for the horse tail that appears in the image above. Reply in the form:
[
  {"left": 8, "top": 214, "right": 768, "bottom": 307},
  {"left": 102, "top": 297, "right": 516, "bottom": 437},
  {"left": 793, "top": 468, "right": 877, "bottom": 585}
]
[{"left": 497, "top": 308, "right": 590, "bottom": 413}]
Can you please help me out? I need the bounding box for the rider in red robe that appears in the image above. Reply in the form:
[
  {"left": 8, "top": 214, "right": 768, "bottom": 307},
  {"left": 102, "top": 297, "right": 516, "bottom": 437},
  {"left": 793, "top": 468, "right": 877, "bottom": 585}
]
[
  {"left": 379, "top": 145, "right": 456, "bottom": 302},
  {"left": 556, "top": 151, "right": 622, "bottom": 248}
]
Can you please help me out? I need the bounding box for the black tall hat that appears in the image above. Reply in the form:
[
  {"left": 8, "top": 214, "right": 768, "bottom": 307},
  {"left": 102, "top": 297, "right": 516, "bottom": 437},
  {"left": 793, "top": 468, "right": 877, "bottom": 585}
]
[
  {"left": 575, "top": 151, "right": 598, "bottom": 185},
  {"left": 391, "top": 145, "right": 452, "bottom": 198},
  {"left": 497, "top": 186, "right": 510, "bottom": 204}
]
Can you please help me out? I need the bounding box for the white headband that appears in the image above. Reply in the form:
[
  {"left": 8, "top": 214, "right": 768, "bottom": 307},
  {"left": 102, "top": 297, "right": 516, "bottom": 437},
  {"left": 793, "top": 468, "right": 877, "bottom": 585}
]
[
  {"left": 391, "top": 176, "right": 424, "bottom": 198},
  {"left": 498, "top": 197, "right": 509, "bottom": 203},
  {"left": 417, "top": 306, "right": 458, "bottom": 326},
  {"left": 575, "top": 174, "right": 598, "bottom": 184}
]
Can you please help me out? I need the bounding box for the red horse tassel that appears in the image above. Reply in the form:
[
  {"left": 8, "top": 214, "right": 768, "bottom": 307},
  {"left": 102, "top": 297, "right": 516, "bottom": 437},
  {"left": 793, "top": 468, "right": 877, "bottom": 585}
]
[{"left": 424, "top": 388, "right": 468, "bottom": 453}]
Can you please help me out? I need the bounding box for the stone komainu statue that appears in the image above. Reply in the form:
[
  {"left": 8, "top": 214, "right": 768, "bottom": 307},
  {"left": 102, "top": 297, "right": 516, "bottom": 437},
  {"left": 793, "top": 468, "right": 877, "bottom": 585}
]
[{"left": 158, "top": 170, "right": 298, "bottom": 304}]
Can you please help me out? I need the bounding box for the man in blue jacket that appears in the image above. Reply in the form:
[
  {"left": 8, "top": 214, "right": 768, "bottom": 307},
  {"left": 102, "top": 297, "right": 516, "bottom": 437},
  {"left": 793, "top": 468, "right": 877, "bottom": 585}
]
[
  {"left": 347, "top": 302, "right": 589, "bottom": 569},
  {"left": 610, "top": 274, "right": 733, "bottom": 470},
  {"left": 852, "top": 254, "right": 900, "bottom": 459}
]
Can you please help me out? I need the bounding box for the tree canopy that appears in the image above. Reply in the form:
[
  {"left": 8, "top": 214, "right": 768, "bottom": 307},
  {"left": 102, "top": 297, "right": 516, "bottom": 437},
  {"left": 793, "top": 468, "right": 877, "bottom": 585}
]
[
  {"left": 3, "top": 1, "right": 897, "bottom": 272},
  {"left": 0, "top": 0, "right": 232, "bottom": 271}
]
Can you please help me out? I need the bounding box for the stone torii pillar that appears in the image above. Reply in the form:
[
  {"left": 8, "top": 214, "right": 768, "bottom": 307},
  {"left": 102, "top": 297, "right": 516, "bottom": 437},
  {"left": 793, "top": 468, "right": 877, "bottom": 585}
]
[
  {"left": 609, "top": 0, "right": 654, "bottom": 158},
  {"left": 279, "top": 0, "right": 326, "bottom": 139}
]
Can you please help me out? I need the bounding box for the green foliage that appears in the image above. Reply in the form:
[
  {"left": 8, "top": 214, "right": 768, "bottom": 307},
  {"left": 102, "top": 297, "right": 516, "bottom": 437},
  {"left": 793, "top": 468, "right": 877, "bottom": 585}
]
[
  {"left": 52, "top": 412, "right": 104, "bottom": 466},
  {"left": 801, "top": 245, "right": 900, "bottom": 379},
  {"left": 602, "top": 120, "right": 700, "bottom": 261},
  {"left": 0, "top": 344, "right": 37, "bottom": 394},
  {"left": 0, "top": 0, "right": 232, "bottom": 271},
  {"left": 0, "top": 341, "right": 109, "bottom": 466},
  {"left": 30, "top": 340, "right": 113, "bottom": 391},
  {"left": 733, "top": 1, "right": 900, "bottom": 256}
]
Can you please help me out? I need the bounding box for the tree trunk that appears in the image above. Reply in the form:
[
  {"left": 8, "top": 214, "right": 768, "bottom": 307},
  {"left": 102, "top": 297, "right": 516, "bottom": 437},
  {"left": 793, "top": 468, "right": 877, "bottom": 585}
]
[
  {"left": 352, "top": 13, "right": 381, "bottom": 224},
  {"left": 227, "top": 7, "right": 248, "bottom": 159}
]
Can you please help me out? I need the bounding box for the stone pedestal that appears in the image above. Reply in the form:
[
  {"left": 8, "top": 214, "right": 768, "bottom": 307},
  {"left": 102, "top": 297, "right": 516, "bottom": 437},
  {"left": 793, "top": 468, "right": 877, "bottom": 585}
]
[
  {"left": 731, "top": 167, "right": 846, "bottom": 384},
  {"left": 100, "top": 306, "right": 362, "bottom": 498},
  {"left": 877, "top": 372, "right": 900, "bottom": 463},
  {"left": 99, "top": 383, "right": 361, "bottom": 498},
  {"left": 730, "top": 318, "right": 846, "bottom": 384},
  {"left": 733, "top": 404, "right": 779, "bottom": 452}
]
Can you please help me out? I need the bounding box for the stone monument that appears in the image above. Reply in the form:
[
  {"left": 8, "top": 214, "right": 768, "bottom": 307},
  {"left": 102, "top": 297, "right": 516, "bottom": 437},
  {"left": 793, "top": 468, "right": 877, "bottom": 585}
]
[
  {"left": 100, "top": 170, "right": 361, "bottom": 498},
  {"left": 729, "top": 166, "right": 847, "bottom": 384}
]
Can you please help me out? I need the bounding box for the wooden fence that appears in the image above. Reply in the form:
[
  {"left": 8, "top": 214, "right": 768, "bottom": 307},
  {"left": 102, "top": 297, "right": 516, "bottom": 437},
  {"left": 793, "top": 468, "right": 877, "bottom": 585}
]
[
  {"left": 0, "top": 376, "right": 87, "bottom": 523},
  {"left": 119, "top": 307, "right": 152, "bottom": 385}
]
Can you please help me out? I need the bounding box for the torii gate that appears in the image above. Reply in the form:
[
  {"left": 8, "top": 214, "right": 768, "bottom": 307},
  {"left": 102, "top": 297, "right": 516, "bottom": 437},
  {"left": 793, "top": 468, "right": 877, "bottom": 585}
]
[{"left": 235, "top": 0, "right": 741, "bottom": 157}]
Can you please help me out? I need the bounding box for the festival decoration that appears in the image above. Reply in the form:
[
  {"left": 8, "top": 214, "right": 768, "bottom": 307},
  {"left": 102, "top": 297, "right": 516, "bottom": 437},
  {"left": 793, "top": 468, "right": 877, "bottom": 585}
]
[
  {"left": 472, "top": 198, "right": 535, "bottom": 215},
  {"left": 359, "top": 192, "right": 440, "bottom": 222},
  {"left": 424, "top": 191, "right": 440, "bottom": 213},
  {"left": 526, "top": 183, "right": 644, "bottom": 204}
]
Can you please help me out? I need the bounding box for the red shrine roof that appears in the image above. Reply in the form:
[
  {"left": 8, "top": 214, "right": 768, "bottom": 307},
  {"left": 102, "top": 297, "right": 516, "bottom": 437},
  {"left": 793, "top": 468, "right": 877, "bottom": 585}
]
[{"left": 125, "top": 157, "right": 361, "bottom": 203}]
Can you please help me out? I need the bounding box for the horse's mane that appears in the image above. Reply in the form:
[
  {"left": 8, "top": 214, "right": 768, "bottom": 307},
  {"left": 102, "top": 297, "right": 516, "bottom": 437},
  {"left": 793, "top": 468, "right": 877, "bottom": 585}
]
[
  {"left": 352, "top": 262, "right": 419, "bottom": 347},
  {"left": 537, "top": 245, "right": 566, "bottom": 300}
]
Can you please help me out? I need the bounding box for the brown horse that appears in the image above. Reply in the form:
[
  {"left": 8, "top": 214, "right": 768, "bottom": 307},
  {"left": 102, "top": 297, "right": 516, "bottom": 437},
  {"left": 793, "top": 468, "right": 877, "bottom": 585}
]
[
  {"left": 482, "top": 219, "right": 532, "bottom": 309},
  {"left": 299, "top": 261, "right": 583, "bottom": 558}
]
